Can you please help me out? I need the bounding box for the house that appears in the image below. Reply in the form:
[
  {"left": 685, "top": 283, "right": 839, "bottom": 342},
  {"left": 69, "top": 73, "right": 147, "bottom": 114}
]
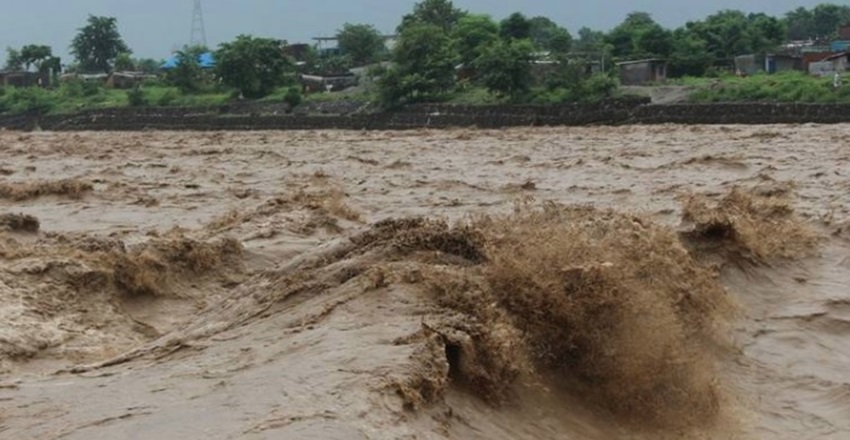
[
  {"left": 0, "top": 71, "right": 50, "bottom": 88},
  {"left": 808, "top": 52, "right": 850, "bottom": 76},
  {"left": 765, "top": 54, "right": 802, "bottom": 73},
  {"left": 616, "top": 59, "right": 667, "bottom": 85},
  {"left": 734, "top": 54, "right": 802, "bottom": 75}
]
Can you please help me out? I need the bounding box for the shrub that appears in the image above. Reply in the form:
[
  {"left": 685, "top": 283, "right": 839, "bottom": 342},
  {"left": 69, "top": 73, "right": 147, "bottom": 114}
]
[
  {"left": 156, "top": 88, "right": 180, "bottom": 106},
  {"left": 127, "top": 86, "right": 147, "bottom": 107},
  {"left": 82, "top": 81, "right": 102, "bottom": 97},
  {"left": 283, "top": 86, "right": 302, "bottom": 108},
  {"left": 4, "top": 87, "right": 56, "bottom": 114}
]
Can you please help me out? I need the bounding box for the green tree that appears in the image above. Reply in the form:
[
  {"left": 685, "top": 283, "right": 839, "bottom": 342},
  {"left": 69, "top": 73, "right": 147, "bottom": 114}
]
[
  {"left": 812, "top": 4, "right": 850, "bottom": 39},
  {"left": 606, "top": 12, "right": 661, "bottom": 58},
  {"left": 166, "top": 46, "right": 206, "bottom": 93},
  {"left": 451, "top": 14, "right": 499, "bottom": 67},
  {"left": 19, "top": 45, "right": 52, "bottom": 71},
  {"left": 4, "top": 48, "right": 23, "bottom": 71},
  {"left": 634, "top": 25, "right": 673, "bottom": 58},
  {"left": 528, "top": 17, "right": 573, "bottom": 53},
  {"left": 500, "top": 12, "right": 532, "bottom": 41},
  {"left": 685, "top": 11, "right": 755, "bottom": 61},
  {"left": 215, "top": 35, "right": 293, "bottom": 98},
  {"left": 474, "top": 38, "right": 535, "bottom": 98},
  {"left": 573, "top": 27, "right": 606, "bottom": 54},
  {"left": 114, "top": 52, "right": 135, "bottom": 71},
  {"left": 749, "top": 13, "right": 786, "bottom": 53},
  {"left": 784, "top": 7, "right": 814, "bottom": 40},
  {"left": 135, "top": 58, "right": 162, "bottom": 74},
  {"left": 336, "top": 23, "right": 386, "bottom": 66},
  {"left": 379, "top": 23, "right": 458, "bottom": 106},
  {"left": 399, "top": 0, "right": 466, "bottom": 32},
  {"left": 70, "top": 16, "right": 130, "bottom": 73},
  {"left": 668, "top": 30, "right": 712, "bottom": 77}
]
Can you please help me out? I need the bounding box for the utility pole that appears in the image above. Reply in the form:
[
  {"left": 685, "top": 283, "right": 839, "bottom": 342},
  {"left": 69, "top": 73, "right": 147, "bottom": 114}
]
[{"left": 190, "top": 0, "right": 207, "bottom": 48}]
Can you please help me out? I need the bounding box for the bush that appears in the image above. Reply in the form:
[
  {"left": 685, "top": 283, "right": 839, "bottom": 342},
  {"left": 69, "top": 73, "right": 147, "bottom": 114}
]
[
  {"left": 82, "top": 81, "right": 102, "bottom": 97},
  {"left": 127, "top": 86, "right": 147, "bottom": 107},
  {"left": 60, "top": 79, "right": 85, "bottom": 98},
  {"left": 1, "top": 87, "right": 56, "bottom": 114},
  {"left": 156, "top": 88, "right": 180, "bottom": 106},
  {"left": 688, "top": 72, "right": 850, "bottom": 103},
  {"left": 283, "top": 86, "right": 302, "bottom": 108}
]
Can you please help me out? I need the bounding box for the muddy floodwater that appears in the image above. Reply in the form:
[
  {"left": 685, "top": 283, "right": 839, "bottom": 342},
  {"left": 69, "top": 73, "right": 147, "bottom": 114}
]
[{"left": 0, "top": 125, "right": 849, "bottom": 440}]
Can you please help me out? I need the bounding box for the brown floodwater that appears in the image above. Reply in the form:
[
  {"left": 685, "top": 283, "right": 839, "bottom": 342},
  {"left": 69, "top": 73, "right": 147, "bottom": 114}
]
[{"left": 0, "top": 125, "right": 848, "bottom": 439}]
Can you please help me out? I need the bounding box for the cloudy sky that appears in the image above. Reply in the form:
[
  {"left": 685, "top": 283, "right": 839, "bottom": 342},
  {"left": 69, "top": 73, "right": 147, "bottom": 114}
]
[{"left": 0, "top": 0, "right": 829, "bottom": 61}]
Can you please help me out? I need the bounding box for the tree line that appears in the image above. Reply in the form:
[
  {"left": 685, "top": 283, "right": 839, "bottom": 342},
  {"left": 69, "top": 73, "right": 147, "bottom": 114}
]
[
  {"left": 3, "top": 1, "right": 850, "bottom": 108},
  {"left": 370, "top": 1, "right": 850, "bottom": 106}
]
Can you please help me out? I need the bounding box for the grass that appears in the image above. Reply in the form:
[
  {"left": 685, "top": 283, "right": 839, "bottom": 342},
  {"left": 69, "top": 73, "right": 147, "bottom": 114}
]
[
  {"left": 0, "top": 83, "right": 232, "bottom": 115},
  {"left": 681, "top": 71, "right": 850, "bottom": 103}
]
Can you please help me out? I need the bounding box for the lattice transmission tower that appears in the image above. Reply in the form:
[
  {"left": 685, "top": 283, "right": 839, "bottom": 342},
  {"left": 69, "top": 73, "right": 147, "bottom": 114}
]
[{"left": 190, "top": 0, "right": 207, "bottom": 47}]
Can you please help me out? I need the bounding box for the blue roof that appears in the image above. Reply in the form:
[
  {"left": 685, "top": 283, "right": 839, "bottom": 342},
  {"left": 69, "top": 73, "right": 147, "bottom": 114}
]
[{"left": 161, "top": 52, "right": 215, "bottom": 69}]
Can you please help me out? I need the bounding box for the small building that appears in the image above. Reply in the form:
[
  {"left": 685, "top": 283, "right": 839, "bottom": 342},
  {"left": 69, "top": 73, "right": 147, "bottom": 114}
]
[
  {"left": 734, "top": 55, "right": 762, "bottom": 75},
  {"left": 0, "top": 71, "right": 50, "bottom": 88},
  {"left": 809, "top": 52, "right": 850, "bottom": 76},
  {"left": 299, "top": 73, "right": 358, "bottom": 93},
  {"left": 766, "top": 54, "right": 802, "bottom": 74},
  {"left": 734, "top": 54, "right": 801, "bottom": 75},
  {"left": 616, "top": 59, "right": 667, "bottom": 85},
  {"left": 107, "top": 72, "right": 158, "bottom": 89}
]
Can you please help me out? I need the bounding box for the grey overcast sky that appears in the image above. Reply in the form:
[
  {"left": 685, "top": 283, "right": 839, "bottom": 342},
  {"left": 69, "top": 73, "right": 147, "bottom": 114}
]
[{"left": 0, "top": 1, "right": 835, "bottom": 61}]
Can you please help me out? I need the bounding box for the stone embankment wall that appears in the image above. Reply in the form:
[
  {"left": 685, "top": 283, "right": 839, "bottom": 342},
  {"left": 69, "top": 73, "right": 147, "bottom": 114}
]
[{"left": 4, "top": 99, "right": 850, "bottom": 131}]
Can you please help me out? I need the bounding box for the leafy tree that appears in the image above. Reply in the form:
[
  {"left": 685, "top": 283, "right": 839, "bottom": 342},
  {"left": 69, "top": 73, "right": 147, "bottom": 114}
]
[
  {"left": 114, "top": 52, "right": 135, "bottom": 71},
  {"left": 452, "top": 14, "right": 499, "bottom": 67},
  {"left": 215, "top": 35, "right": 293, "bottom": 98},
  {"left": 20, "top": 45, "right": 51, "bottom": 71},
  {"left": 379, "top": 23, "right": 458, "bottom": 106},
  {"left": 812, "top": 4, "right": 850, "bottom": 39},
  {"left": 749, "top": 13, "right": 787, "bottom": 52},
  {"left": 634, "top": 25, "right": 673, "bottom": 58},
  {"left": 474, "top": 38, "right": 535, "bottom": 98},
  {"left": 166, "top": 46, "right": 205, "bottom": 93},
  {"left": 399, "top": 0, "right": 466, "bottom": 32},
  {"left": 336, "top": 23, "right": 386, "bottom": 66},
  {"left": 5, "top": 48, "right": 24, "bottom": 71},
  {"left": 784, "top": 7, "right": 815, "bottom": 40},
  {"left": 685, "top": 11, "right": 754, "bottom": 61},
  {"left": 573, "top": 27, "right": 606, "bottom": 53},
  {"left": 70, "top": 16, "right": 130, "bottom": 73},
  {"left": 606, "top": 12, "right": 662, "bottom": 58},
  {"left": 135, "top": 58, "right": 162, "bottom": 74},
  {"left": 528, "top": 17, "right": 573, "bottom": 53},
  {"left": 309, "top": 55, "right": 353, "bottom": 76},
  {"left": 668, "top": 30, "right": 712, "bottom": 77},
  {"left": 500, "top": 12, "right": 532, "bottom": 41}
]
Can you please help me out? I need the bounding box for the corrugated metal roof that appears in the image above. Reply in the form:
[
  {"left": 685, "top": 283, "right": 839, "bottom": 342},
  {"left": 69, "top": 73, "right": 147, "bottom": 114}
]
[{"left": 161, "top": 52, "right": 215, "bottom": 69}]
